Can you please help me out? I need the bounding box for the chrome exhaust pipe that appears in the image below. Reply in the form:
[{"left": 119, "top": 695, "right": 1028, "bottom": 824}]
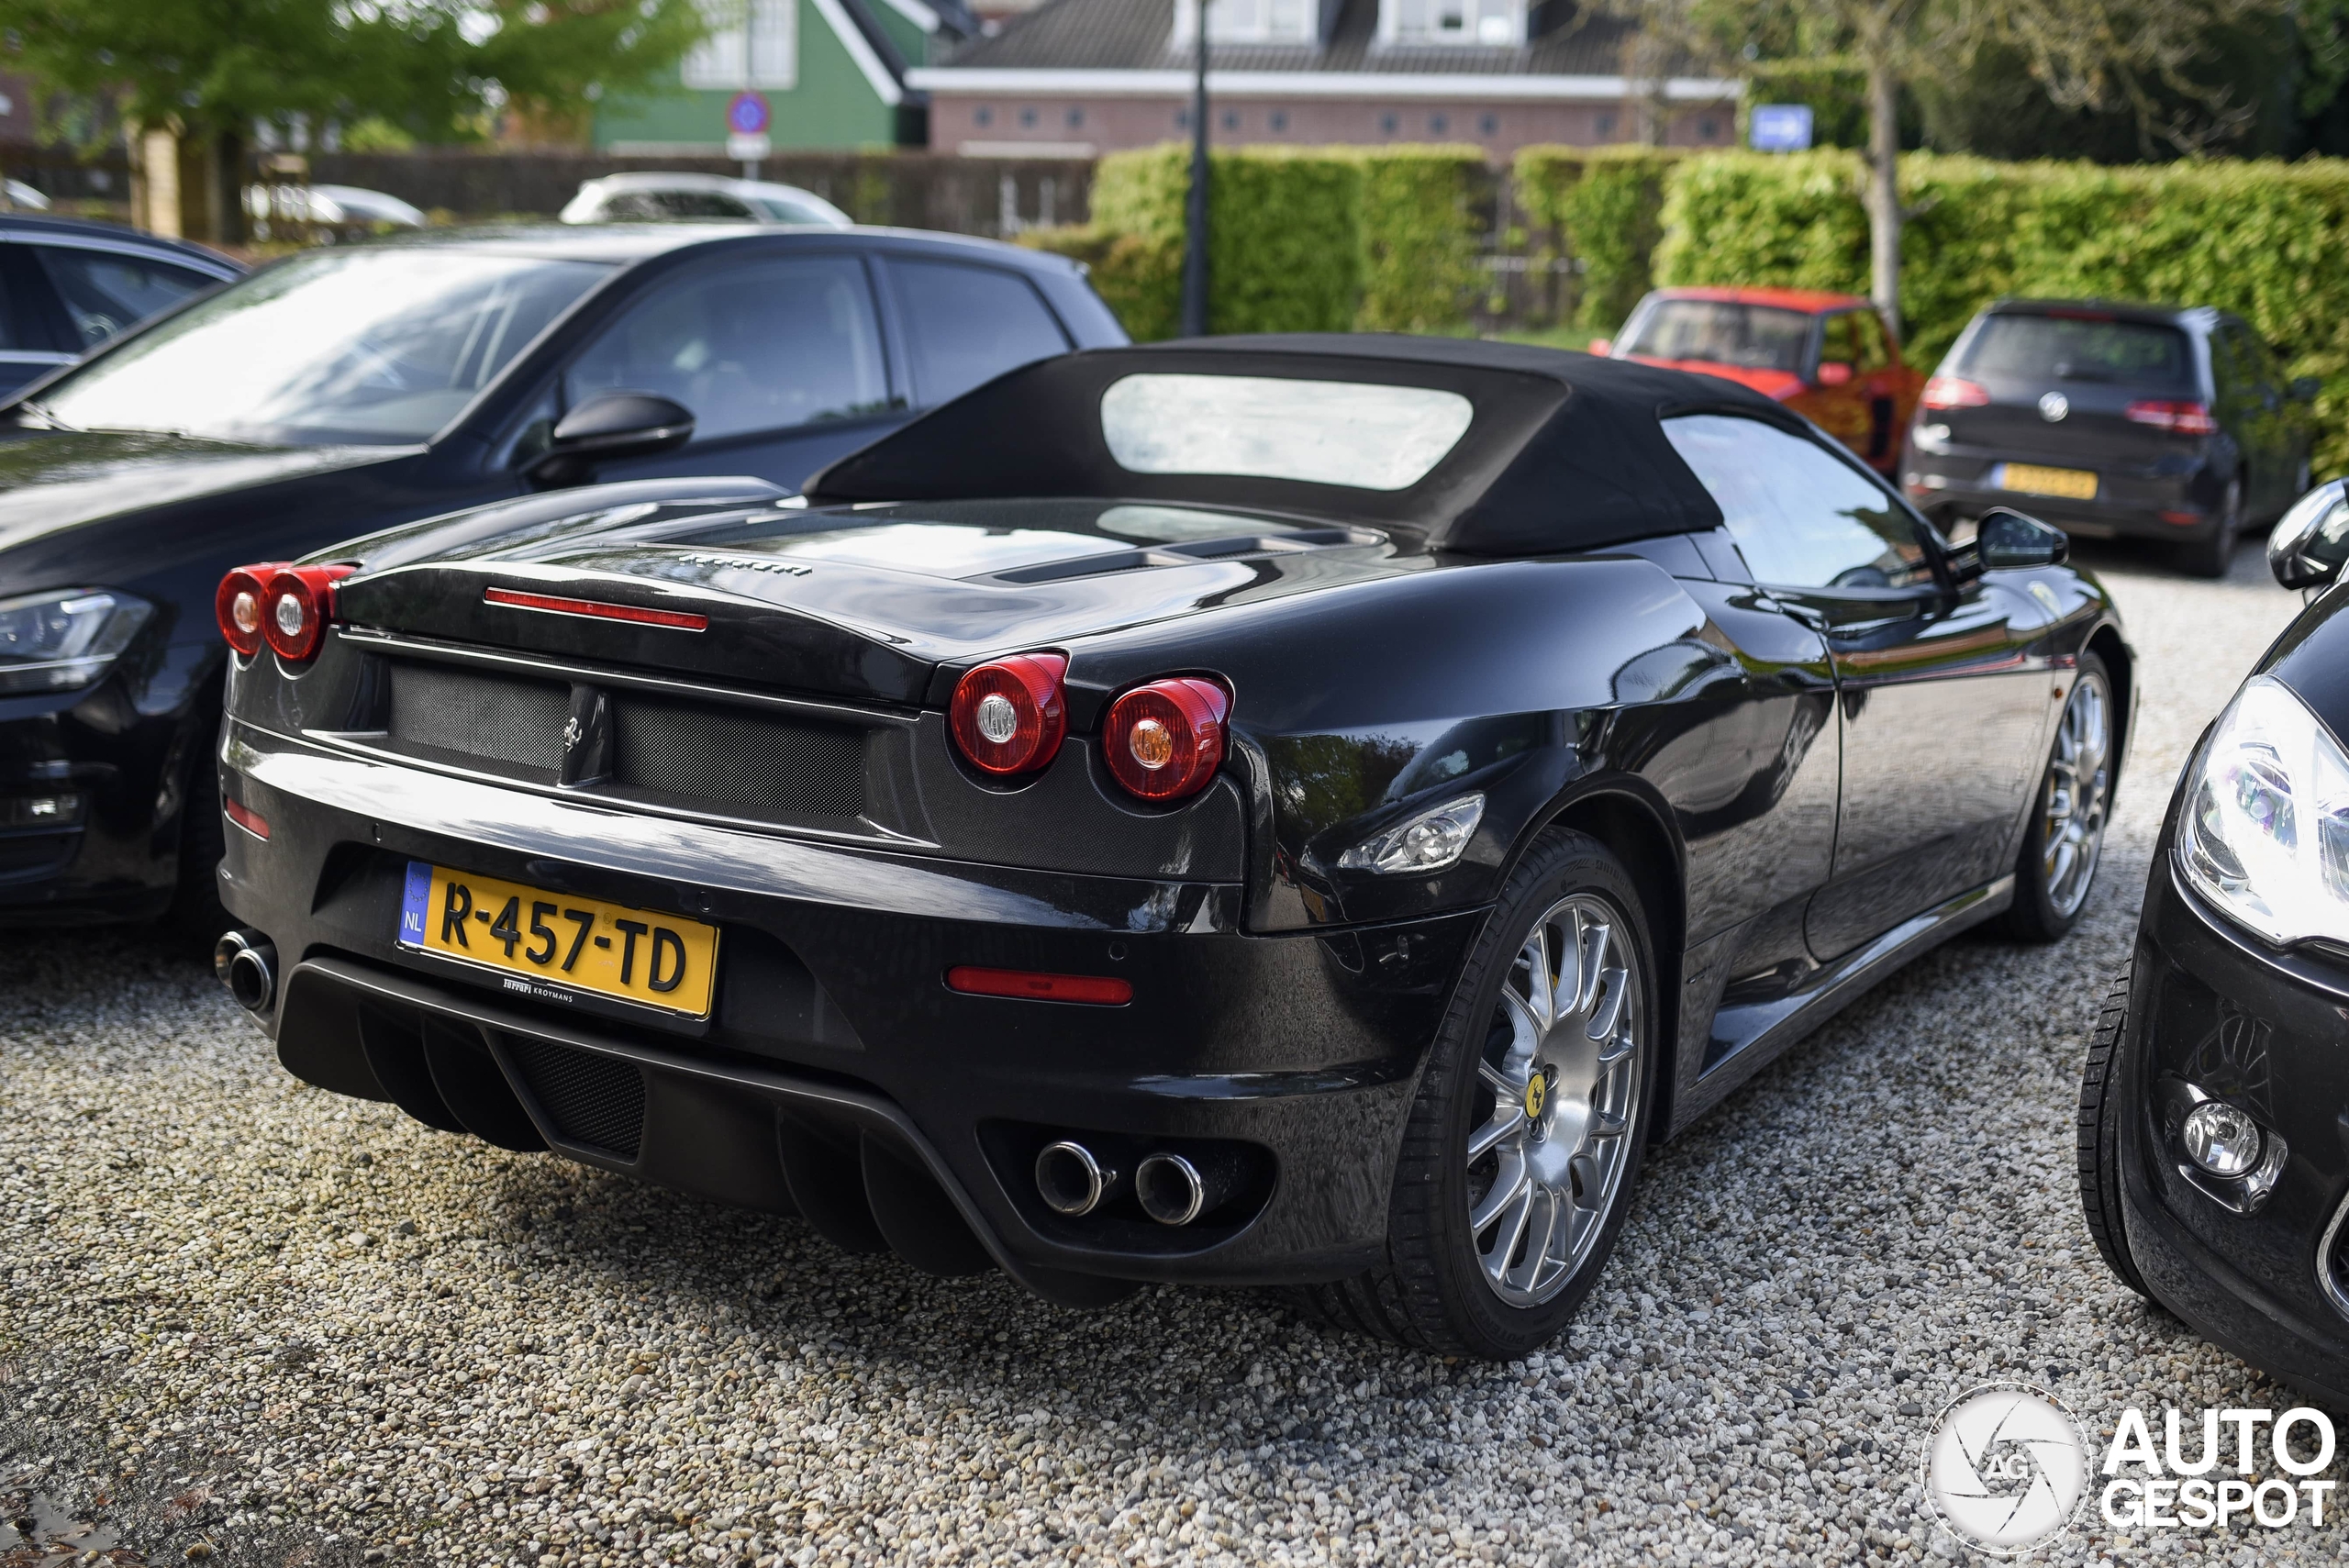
[
  {"left": 1136, "top": 1150, "right": 1244, "bottom": 1227},
  {"left": 1035, "top": 1140, "right": 1120, "bottom": 1217},
  {"left": 214, "top": 929, "right": 276, "bottom": 1013}
]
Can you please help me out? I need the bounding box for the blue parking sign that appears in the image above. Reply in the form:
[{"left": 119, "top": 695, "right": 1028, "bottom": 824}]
[{"left": 1750, "top": 104, "right": 1814, "bottom": 152}]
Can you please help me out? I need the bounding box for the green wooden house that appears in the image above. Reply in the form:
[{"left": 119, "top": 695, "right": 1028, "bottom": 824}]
[{"left": 594, "top": 0, "right": 978, "bottom": 152}]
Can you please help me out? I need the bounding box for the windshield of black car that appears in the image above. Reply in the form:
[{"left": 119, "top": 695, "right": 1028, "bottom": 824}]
[
  {"left": 1620, "top": 300, "right": 1812, "bottom": 374},
  {"left": 27, "top": 250, "right": 611, "bottom": 444},
  {"left": 1957, "top": 314, "right": 2192, "bottom": 386}
]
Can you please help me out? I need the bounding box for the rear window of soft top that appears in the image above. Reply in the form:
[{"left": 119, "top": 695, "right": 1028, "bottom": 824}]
[{"left": 1958, "top": 313, "right": 2191, "bottom": 386}]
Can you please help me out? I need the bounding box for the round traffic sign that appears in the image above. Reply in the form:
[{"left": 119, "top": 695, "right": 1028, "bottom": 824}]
[{"left": 728, "top": 92, "right": 771, "bottom": 136}]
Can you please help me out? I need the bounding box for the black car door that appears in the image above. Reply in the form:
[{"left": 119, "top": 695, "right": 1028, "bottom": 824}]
[
  {"left": 553, "top": 249, "right": 912, "bottom": 495},
  {"left": 1662, "top": 413, "right": 2054, "bottom": 960}
]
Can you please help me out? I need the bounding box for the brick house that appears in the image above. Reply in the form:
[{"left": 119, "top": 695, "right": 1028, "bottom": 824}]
[{"left": 908, "top": 0, "right": 1741, "bottom": 161}]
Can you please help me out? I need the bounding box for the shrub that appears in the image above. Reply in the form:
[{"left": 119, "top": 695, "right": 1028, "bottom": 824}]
[
  {"left": 1064, "top": 142, "right": 1481, "bottom": 339},
  {"left": 1655, "top": 151, "right": 2349, "bottom": 473},
  {"left": 1515, "top": 145, "right": 1683, "bottom": 331}
]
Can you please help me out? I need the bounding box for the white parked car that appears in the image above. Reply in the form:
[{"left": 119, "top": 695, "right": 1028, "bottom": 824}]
[
  {"left": 244, "top": 183, "right": 428, "bottom": 238},
  {"left": 560, "top": 172, "right": 852, "bottom": 228}
]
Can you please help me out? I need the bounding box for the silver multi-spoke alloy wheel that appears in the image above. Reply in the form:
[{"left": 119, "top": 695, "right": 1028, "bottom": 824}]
[
  {"left": 1465, "top": 893, "right": 1644, "bottom": 1307},
  {"left": 2043, "top": 669, "right": 2112, "bottom": 918}
]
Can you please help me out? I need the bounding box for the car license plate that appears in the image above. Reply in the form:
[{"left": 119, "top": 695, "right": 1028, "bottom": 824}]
[
  {"left": 396, "top": 862, "right": 718, "bottom": 1018},
  {"left": 1996, "top": 462, "right": 2099, "bottom": 500}
]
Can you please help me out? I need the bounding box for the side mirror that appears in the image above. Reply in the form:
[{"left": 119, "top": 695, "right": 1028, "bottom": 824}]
[
  {"left": 1816, "top": 361, "right": 1854, "bottom": 387},
  {"left": 526, "top": 391, "right": 695, "bottom": 485},
  {"left": 1949, "top": 507, "right": 2068, "bottom": 584},
  {"left": 2268, "top": 478, "right": 2349, "bottom": 590},
  {"left": 1587, "top": 339, "right": 1613, "bottom": 358},
  {"left": 2291, "top": 375, "right": 2323, "bottom": 403}
]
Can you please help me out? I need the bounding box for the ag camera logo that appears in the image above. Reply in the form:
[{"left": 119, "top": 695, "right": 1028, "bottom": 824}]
[{"left": 1921, "top": 1384, "right": 2089, "bottom": 1554}]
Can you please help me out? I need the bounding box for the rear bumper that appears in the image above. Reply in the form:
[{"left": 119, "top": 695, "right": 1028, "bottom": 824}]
[
  {"left": 2114, "top": 848, "right": 2349, "bottom": 1406},
  {"left": 1903, "top": 447, "right": 2221, "bottom": 539},
  {"left": 218, "top": 720, "right": 1483, "bottom": 1296}
]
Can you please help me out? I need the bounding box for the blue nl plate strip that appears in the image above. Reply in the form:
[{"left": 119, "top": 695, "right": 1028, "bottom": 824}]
[{"left": 398, "top": 859, "right": 432, "bottom": 948}]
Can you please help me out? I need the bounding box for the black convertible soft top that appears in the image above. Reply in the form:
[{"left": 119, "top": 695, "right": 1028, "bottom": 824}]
[{"left": 804, "top": 334, "right": 1810, "bottom": 556}]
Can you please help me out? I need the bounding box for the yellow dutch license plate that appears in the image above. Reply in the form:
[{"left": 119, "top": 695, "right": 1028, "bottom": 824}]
[
  {"left": 1997, "top": 462, "right": 2099, "bottom": 500},
  {"left": 397, "top": 862, "right": 718, "bottom": 1018}
]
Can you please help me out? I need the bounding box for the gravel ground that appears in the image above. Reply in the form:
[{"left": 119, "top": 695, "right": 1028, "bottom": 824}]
[{"left": 1, "top": 539, "right": 2336, "bottom": 1568}]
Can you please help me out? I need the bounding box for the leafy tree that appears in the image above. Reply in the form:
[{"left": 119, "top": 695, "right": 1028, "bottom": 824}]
[
  {"left": 0, "top": 0, "right": 704, "bottom": 239},
  {"left": 1626, "top": 0, "right": 2288, "bottom": 337}
]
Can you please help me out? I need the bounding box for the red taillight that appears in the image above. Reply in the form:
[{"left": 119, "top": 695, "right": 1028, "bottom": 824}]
[
  {"left": 215, "top": 563, "right": 285, "bottom": 657},
  {"left": 945, "top": 965, "right": 1132, "bottom": 1006},
  {"left": 2125, "top": 399, "right": 2219, "bottom": 436},
  {"left": 1103, "top": 677, "right": 1229, "bottom": 802},
  {"left": 222, "top": 798, "right": 270, "bottom": 840},
  {"left": 949, "top": 652, "right": 1068, "bottom": 776},
  {"left": 1920, "top": 376, "right": 1989, "bottom": 409},
  {"left": 260, "top": 564, "right": 354, "bottom": 662}
]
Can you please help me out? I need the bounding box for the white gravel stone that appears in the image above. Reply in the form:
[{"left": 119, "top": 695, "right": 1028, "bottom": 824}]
[{"left": 3, "top": 539, "right": 2340, "bottom": 1566}]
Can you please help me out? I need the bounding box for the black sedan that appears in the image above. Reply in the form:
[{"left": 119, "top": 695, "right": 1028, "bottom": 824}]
[
  {"left": 2079, "top": 483, "right": 2349, "bottom": 1401},
  {"left": 1901, "top": 299, "right": 2314, "bottom": 577},
  {"left": 0, "top": 214, "right": 242, "bottom": 394},
  {"left": 0, "top": 224, "right": 1122, "bottom": 929},
  {"left": 214, "top": 337, "right": 2129, "bottom": 1356}
]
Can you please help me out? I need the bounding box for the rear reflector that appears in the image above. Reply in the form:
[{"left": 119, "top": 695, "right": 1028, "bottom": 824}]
[
  {"left": 484, "top": 586, "right": 709, "bottom": 631},
  {"left": 223, "top": 798, "right": 270, "bottom": 840},
  {"left": 944, "top": 965, "right": 1132, "bottom": 1006}
]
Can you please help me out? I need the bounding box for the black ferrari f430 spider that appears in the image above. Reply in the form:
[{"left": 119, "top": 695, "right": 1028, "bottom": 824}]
[{"left": 213, "top": 337, "right": 2130, "bottom": 1356}]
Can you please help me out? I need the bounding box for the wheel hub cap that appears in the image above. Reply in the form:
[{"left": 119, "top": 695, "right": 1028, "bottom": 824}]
[
  {"left": 2043, "top": 671, "right": 2112, "bottom": 918},
  {"left": 1464, "top": 893, "right": 1644, "bottom": 1307}
]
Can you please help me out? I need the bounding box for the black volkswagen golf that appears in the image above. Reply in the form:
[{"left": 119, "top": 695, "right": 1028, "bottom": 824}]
[
  {"left": 2080, "top": 482, "right": 2349, "bottom": 1401},
  {"left": 1902, "top": 299, "right": 2314, "bottom": 577},
  {"left": 0, "top": 224, "right": 1122, "bottom": 929},
  {"left": 214, "top": 337, "right": 2129, "bottom": 1357}
]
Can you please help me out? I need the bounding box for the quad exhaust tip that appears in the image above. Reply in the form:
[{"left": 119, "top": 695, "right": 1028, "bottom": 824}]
[
  {"left": 214, "top": 929, "right": 276, "bottom": 1013},
  {"left": 1035, "top": 1140, "right": 1119, "bottom": 1217},
  {"left": 1137, "top": 1152, "right": 1208, "bottom": 1227}
]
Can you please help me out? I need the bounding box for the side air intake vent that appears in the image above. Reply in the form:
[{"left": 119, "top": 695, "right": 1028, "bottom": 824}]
[{"left": 506, "top": 1037, "right": 648, "bottom": 1160}]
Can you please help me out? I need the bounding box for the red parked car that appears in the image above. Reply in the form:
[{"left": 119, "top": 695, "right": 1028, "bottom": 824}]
[{"left": 1596, "top": 287, "right": 1926, "bottom": 476}]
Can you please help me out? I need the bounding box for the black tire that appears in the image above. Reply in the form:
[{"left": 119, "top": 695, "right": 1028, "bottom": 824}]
[
  {"left": 160, "top": 718, "right": 230, "bottom": 947},
  {"left": 2176, "top": 475, "right": 2243, "bottom": 579},
  {"left": 1998, "top": 650, "right": 2114, "bottom": 942},
  {"left": 2077, "top": 964, "right": 2151, "bottom": 1297},
  {"left": 1288, "top": 828, "right": 1659, "bottom": 1359}
]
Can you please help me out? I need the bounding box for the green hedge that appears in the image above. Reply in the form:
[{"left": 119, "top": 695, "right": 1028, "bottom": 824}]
[
  {"left": 1654, "top": 151, "right": 2349, "bottom": 473},
  {"left": 1023, "top": 143, "right": 1482, "bottom": 339},
  {"left": 1515, "top": 146, "right": 1683, "bottom": 331}
]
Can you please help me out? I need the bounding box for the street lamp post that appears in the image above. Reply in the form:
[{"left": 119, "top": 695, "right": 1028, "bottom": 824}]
[{"left": 1180, "top": 0, "right": 1210, "bottom": 338}]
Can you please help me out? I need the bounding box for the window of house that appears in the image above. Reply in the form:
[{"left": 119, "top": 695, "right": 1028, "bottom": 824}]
[
  {"left": 1699, "top": 117, "right": 1720, "bottom": 139},
  {"left": 1019, "top": 106, "right": 1039, "bottom": 128},
  {"left": 974, "top": 106, "right": 994, "bottom": 127},
  {"left": 1066, "top": 107, "right": 1085, "bottom": 128},
  {"left": 682, "top": 0, "right": 796, "bottom": 89},
  {"left": 1380, "top": 113, "right": 1399, "bottom": 134},
  {"left": 1269, "top": 109, "right": 1288, "bottom": 132},
  {"left": 1172, "top": 0, "right": 1318, "bottom": 45},
  {"left": 1430, "top": 114, "right": 1449, "bottom": 134},
  {"left": 1479, "top": 112, "right": 1499, "bottom": 135},
  {"left": 1596, "top": 111, "right": 1617, "bottom": 139},
  {"left": 1380, "top": 0, "right": 1524, "bottom": 48}
]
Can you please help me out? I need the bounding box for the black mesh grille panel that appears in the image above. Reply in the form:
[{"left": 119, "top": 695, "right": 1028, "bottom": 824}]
[
  {"left": 388, "top": 662, "right": 569, "bottom": 780},
  {"left": 609, "top": 695, "right": 865, "bottom": 819},
  {"left": 506, "top": 1038, "right": 646, "bottom": 1159}
]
